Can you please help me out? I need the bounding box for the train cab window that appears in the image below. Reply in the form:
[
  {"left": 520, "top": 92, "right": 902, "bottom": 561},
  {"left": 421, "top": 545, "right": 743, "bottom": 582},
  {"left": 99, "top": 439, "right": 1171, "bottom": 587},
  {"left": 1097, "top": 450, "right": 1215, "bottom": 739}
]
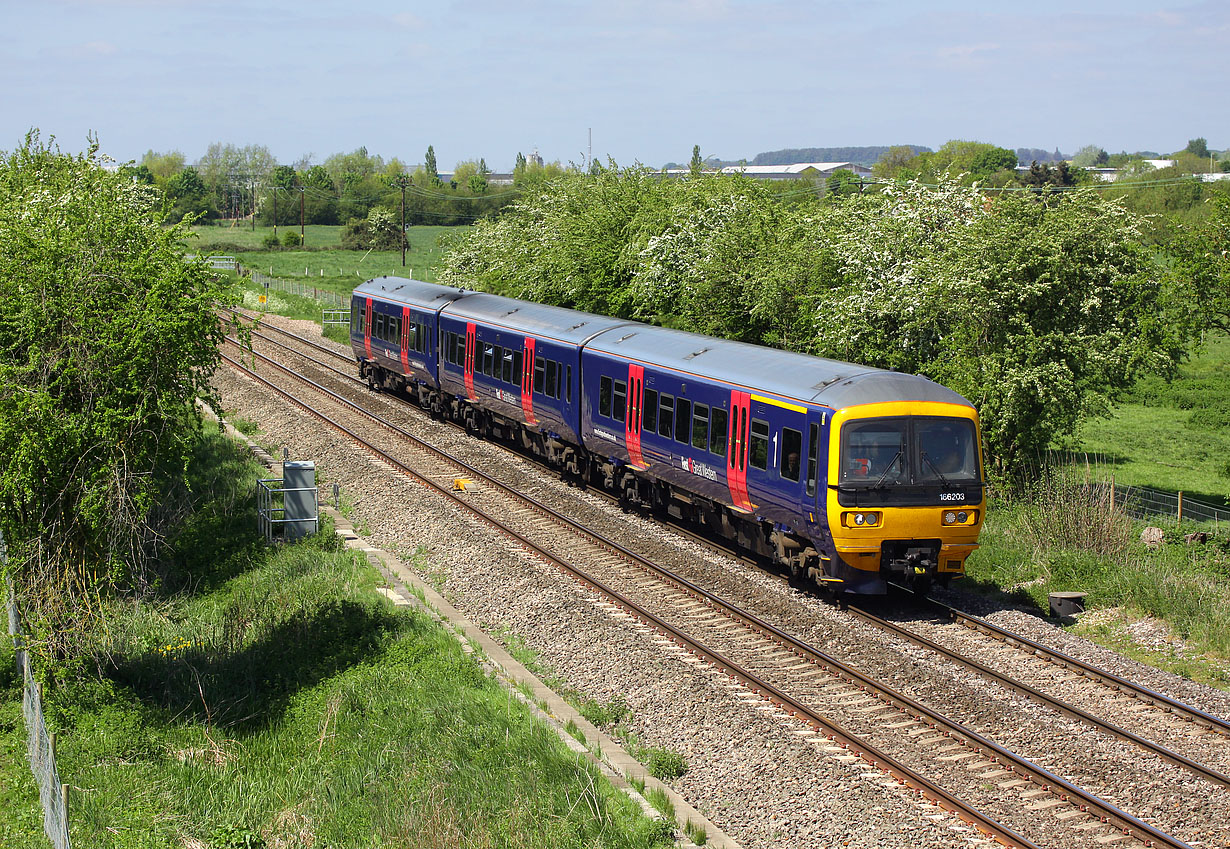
[
  {"left": 675, "top": 398, "right": 691, "bottom": 443},
  {"left": 806, "top": 423, "right": 819, "bottom": 496},
  {"left": 780, "top": 427, "right": 802, "bottom": 482},
  {"left": 710, "top": 407, "right": 728, "bottom": 458},
  {"left": 642, "top": 389, "right": 658, "bottom": 433},
  {"left": 545, "top": 360, "right": 558, "bottom": 398},
  {"left": 691, "top": 403, "right": 709, "bottom": 451},
  {"left": 750, "top": 418, "right": 769, "bottom": 470},
  {"left": 658, "top": 394, "right": 674, "bottom": 438},
  {"left": 612, "top": 380, "right": 627, "bottom": 423},
  {"left": 599, "top": 376, "right": 613, "bottom": 418}
]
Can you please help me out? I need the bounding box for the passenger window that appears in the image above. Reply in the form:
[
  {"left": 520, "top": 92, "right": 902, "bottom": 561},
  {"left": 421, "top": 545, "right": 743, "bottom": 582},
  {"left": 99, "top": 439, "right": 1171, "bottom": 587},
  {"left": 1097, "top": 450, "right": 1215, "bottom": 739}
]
[
  {"left": 642, "top": 389, "right": 658, "bottom": 434},
  {"left": 613, "top": 380, "right": 627, "bottom": 424},
  {"left": 545, "top": 360, "right": 557, "bottom": 398},
  {"left": 750, "top": 419, "right": 769, "bottom": 470},
  {"left": 351, "top": 301, "right": 361, "bottom": 332},
  {"left": 566, "top": 365, "right": 572, "bottom": 403},
  {"left": 599, "top": 376, "right": 613, "bottom": 418},
  {"left": 483, "top": 345, "right": 495, "bottom": 376},
  {"left": 675, "top": 398, "right": 691, "bottom": 443},
  {"left": 534, "top": 357, "right": 545, "bottom": 393},
  {"left": 710, "top": 407, "right": 728, "bottom": 457},
  {"left": 502, "top": 350, "right": 514, "bottom": 383},
  {"left": 806, "top": 423, "right": 819, "bottom": 496},
  {"left": 374, "top": 313, "right": 385, "bottom": 341},
  {"left": 692, "top": 403, "right": 709, "bottom": 451},
  {"left": 513, "top": 351, "right": 523, "bottom": 386},
  {"left": 658, "top": 394, "right": 674, "bottom": 438},
  {"left": 781, "top": 427, "right": 802, "bottom": 481},
  {"left": 392, "top": 316, "right": 401, "bottom": 344}
]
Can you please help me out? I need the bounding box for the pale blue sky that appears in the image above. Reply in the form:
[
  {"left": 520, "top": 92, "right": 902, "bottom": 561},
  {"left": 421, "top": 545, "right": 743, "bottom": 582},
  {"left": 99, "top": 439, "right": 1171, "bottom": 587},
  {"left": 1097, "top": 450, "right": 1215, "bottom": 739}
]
[{"left": 2, "top": 0, "right": 1226, "bottom": 171}]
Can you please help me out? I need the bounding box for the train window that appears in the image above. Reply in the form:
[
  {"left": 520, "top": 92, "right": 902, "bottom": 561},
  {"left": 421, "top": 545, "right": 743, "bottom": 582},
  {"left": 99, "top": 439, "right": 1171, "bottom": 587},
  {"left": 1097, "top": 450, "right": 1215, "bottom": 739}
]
[
  {"left": 545, "top": 360, "right": 558, "bottom": 398},
  {"left": 781, "top": 427, "right": 802, "bottom": 482},
  {"left": 502, "top": 350, "right": 514, "bottom": 383},
  {"left": 374, "top": 312, "right": 385, "bottom": 341},
  {"left": 534, "top": 357, "right": 545, "bottom": 393},
  {"left": 513, "top": 351, "right": 523, "bottom": 387},
  {"left": 710, "top": 407, "right": 727, "bottom": 457},
  {"left": 482, "top": 345, "right": 494, "bottom": 376},
  {"left": 750, "top": 419, "right": 769, "bottom": 470},
  {"left": 642, "top": 389, "right": 658, "bottom": 433},
  {"left": 675, "top": 398, "right": 691, "bottom": 443},
  {"left": 392, "top": 316, "right": 402, "bottom": 345},
  {"left": 658, "top": 394, "right": 674, "bottom": 438},
  {"left": 806, "top": 423, "right": 819, "bottom": 496},
  {"left": 556, "top": 362, "right": 564, "bottom": 399},
  {"left": 692, "top": 403, "right": 709, "bottom": 451},
  {"left": 599, "top": 376, "right": 613, "bottom": 418},
  {"left": 404, "top": 322, "right": 415, "bottom": 350},
  {"left": 351, "top": 302, "right": 361, "bottom": 333},
  {"left": 613, "top": 380, "right": 627, "bottom": 423},
  {"left": 566, "top": 365, "right": 572, "bottom": 403},
  {"left": 416, "top": 323, "right": 426, "bottom": 353}
]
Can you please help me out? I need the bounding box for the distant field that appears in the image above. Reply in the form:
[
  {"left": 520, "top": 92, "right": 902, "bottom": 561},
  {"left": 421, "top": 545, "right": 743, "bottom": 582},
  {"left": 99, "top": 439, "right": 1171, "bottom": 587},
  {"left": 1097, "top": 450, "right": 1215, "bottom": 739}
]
[
  {"left": 1071, "top": 333, "right": 1230, "bottom": 503},
  {"left": 190, "top": 224, "right": 468, "bottom": 289}
]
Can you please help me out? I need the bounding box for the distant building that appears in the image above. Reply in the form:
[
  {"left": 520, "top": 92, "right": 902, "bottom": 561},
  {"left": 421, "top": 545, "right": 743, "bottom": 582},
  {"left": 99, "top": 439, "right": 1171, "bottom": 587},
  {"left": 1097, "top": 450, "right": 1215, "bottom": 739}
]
[{"left": 660, "top": 161, "right": 872, "bottom": 181}]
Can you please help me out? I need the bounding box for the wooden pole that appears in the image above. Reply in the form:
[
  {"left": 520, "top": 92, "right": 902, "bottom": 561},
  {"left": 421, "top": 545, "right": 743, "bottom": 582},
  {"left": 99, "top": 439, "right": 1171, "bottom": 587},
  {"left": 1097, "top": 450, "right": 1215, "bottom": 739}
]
[{"left": 1178, "top": 491, "right": 1184, "bottom": 525}]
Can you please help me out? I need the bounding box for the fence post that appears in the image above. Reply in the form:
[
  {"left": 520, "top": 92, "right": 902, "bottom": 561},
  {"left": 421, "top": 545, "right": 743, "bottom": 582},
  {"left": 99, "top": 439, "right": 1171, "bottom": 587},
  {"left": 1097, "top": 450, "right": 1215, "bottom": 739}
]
[
  {"left": 1177, "top": 491, "right": 1183, "bottom": 525},
  {"left": 1109, "top": 477, "right": 1115, "bottom": 512}
]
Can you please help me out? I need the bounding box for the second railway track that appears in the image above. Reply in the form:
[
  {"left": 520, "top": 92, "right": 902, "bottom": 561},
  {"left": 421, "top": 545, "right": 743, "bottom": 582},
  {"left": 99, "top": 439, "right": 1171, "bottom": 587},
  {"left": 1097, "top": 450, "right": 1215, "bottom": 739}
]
[{"left": 219, "top": 311, "right": 1230, "bottom": 848}]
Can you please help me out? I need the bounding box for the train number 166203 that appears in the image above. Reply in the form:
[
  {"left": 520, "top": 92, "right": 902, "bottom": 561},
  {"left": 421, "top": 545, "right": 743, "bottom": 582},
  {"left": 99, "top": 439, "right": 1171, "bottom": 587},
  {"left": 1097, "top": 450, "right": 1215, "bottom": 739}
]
[{"left": 939, "top": 492, "right": 965, "bottom": 502}]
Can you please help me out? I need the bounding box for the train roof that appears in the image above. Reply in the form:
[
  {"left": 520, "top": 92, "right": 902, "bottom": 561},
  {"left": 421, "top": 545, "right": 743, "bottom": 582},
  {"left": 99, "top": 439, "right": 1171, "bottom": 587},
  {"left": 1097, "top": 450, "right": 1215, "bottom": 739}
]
[
  {"left": 442, "top": 291, "right": 632, "bottom": 345},
  {"left": 583, "top": 323, "right": 970, "bottom": 411},
  {"left": 353, "top": 277, "right": 469, "bottom": 311},
  {"left": 353, "top": 277, "right": 971, "bottom": 412}
]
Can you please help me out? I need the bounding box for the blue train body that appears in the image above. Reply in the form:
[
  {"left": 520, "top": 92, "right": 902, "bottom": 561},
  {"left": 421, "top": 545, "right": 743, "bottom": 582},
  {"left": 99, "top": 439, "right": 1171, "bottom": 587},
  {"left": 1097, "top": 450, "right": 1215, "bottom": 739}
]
[{"left": 350, "top": 276, "right": 986, "bottom": 595}]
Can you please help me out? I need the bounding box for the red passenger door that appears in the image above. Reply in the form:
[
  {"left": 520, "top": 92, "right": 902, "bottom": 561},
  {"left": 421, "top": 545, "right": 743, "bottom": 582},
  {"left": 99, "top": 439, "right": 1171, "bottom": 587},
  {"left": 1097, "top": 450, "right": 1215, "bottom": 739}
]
[
  {"left": 363, "top": 298, "right": 373, "bottom": 360},
  {"left": 464, "top": 322, "right": 477, "bottom": 400},
  {"left": 400, "top": 307, "right": 411, "bottom": 373},
  {"left": 727, "top": 390, "right": 754, "bottom": 512},
  {"left": 521, "top": 337, "right": 537, "bottom": 424},
  {"left": 625, "top": 364, "right": 646, "bottom": 468}
]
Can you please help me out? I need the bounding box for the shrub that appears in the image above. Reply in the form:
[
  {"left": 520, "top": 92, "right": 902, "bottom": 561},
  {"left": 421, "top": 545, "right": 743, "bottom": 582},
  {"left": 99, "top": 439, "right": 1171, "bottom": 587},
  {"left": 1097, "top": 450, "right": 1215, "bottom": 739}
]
[
  {"left": 282, "top": 230, "right": 303, "bottom": 247},
  {"left": 261, "top": 230, "right": 281, "bottom": 248}
]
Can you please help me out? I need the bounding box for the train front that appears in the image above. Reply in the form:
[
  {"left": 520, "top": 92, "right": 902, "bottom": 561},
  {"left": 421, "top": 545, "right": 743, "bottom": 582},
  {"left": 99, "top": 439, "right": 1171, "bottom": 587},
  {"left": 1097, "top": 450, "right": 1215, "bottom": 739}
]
[{"left": 824, "top": 401, "right": 985, "bottom": 595}]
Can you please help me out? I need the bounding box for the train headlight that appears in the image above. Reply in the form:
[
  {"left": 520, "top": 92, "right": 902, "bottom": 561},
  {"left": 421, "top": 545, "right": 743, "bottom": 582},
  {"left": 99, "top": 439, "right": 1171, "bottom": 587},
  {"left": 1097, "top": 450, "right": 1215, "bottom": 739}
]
[
  {"left": 854, "top": 513, "right": 866, "bottom": 526},
  {"left": 865, "top": 513, "right": 877, "bottom": 526},
  {"left": 944, "top": 511, "right": 958, "bottom": 525},
  {"left": 846, "top": 512, "right": 880, "bottom": 528},
  {"left": 957, "top": 511, "right": 968, "bottom": 524}
]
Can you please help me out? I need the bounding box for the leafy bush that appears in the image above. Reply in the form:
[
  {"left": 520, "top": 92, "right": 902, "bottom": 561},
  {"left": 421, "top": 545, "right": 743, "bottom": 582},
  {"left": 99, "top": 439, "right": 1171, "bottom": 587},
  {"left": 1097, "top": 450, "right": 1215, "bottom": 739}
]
[
  {"left": 261, "top": 230, "right": 281, "bottom": 248},
  {"left": 643, "top": 747, "right": 687, "bottom": 781},
  {"left": 282, "top": 230, "right": 303, "bottom": 247}
]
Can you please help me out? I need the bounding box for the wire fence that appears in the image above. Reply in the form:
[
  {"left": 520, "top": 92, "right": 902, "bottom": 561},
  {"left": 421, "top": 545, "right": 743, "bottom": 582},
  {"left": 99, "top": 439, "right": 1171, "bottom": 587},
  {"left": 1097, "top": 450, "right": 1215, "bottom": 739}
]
[
  {"left": 1111, "top": 482, "right": 1230, "bottom": 529},
  {"left": 246, "top": 269, "right": 349, "bottom": 309},
  {"left": 4, "top": 533, "right": 71, "bottom": 849}
]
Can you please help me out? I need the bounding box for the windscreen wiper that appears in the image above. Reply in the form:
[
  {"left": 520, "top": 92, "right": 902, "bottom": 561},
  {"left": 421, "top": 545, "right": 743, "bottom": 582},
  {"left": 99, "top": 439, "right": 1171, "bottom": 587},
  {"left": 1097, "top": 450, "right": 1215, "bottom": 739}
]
[
  {"left": 872, "top": 450, "right": 903, "bottom": 489},
  {"left": 920, "top": 451, "right": 950, "bottom": 488}
]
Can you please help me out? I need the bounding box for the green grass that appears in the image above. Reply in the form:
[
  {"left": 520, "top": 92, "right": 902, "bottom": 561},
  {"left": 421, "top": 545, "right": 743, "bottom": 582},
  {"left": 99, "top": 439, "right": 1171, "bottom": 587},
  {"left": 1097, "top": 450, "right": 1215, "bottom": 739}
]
[
  {"left": 1072, "top": 332, "right": 1230, "bottom": 503},
  {"left": 962, "top": 473, "right": 1230, "bottom": 688},
  {"left": 189, "top": 224, "right": 466, "bottom": 289},
  {"left": 0, "top": 431, "right": 673, "bottom": 849}
]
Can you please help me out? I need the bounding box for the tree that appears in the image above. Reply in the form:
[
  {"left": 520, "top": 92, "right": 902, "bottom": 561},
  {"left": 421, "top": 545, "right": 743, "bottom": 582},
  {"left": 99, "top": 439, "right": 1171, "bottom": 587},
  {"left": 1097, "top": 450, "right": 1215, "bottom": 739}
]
[
  {"left": 163, "top": 166, "right": 217, "bottom": 223},
  {"left": 0, "top": 133, "right": 237, "bottom": 658},
  {"left": 140, "top": 149, "right": 186, "bottom": 181},
  {"left": 1071, "top": 145, "right": 1110, "bottom": 167},
  {"left": 1170, "top": 194, "right": 1230, "bottom": 334},
  {"left": 872, "top": 145, "right": 919, "bottom": 179},
  {"left": 424, "top": 145, "right": 440, "bottom": 187},
  {"left": 1184, "top": 137, "right": 1210, "bottom": 159},
  {"left": 825, "top": 169, "right": 862, "bottom": 198},
  {"left": 689, "top": 145, "right": 704, "bottom": 176},
  {"left": 1019, "top": 160, "right": 1077, "bottom": 192}
]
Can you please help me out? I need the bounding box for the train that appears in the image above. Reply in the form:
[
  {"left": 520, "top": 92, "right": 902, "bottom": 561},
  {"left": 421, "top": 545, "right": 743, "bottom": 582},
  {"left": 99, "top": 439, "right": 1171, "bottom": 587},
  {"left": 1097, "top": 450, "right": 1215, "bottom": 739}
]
[{"left": 349, "top": 276, "right": 985, "bottom": 595}]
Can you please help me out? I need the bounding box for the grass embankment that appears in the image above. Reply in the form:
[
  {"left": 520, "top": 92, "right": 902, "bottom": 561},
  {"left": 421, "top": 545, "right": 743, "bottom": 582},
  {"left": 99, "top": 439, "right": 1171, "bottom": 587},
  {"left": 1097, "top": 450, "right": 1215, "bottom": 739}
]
[
  {"left": 0, "top": 430, "right": 672, "bottom": 849},
  {"left": 966, "top": 335, "right": 1230, "bottom": 688},
  {"left": 1073, "top": 332, "right": 1230, "bottom": 502}
]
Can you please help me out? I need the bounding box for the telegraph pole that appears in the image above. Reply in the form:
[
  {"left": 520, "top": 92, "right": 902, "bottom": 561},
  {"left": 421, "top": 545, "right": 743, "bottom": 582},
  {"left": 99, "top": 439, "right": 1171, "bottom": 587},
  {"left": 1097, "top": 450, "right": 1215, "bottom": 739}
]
[
  {"left": 299, "top": 185, "right": 305, "bottom": 246},
  {"left": 272, "top": 186, "right": 277, "bottom": 239},
  {"left": 396, "top": 174, "right": 410, "bottom": 267}
]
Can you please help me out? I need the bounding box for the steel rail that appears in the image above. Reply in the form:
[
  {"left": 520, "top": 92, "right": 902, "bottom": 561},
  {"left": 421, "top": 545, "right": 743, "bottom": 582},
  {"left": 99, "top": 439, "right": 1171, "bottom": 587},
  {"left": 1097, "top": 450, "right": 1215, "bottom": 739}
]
[
  {"left": 921, "top": 596, "right": 1230, "bottom": 736},
  {"left": 221, "top": 343, "right": 1190, "bottom": 849},
  {"left": 847, "top": 604, "right": 1230, "bottom": 789}
]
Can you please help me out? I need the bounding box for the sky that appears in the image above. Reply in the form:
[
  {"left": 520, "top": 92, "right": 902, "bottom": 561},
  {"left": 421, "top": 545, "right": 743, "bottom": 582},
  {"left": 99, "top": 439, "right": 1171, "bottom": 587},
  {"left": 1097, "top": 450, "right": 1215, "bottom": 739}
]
[{"left": 2, "top": 0, "right": 1227, "bottom": 172}]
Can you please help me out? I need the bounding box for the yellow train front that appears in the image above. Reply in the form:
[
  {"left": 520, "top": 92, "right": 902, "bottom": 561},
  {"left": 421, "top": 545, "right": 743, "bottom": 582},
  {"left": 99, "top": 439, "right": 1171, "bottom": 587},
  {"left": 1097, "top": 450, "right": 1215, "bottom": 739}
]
[{"left": 818, "top": 398, "right": 984, "bottom": 595}]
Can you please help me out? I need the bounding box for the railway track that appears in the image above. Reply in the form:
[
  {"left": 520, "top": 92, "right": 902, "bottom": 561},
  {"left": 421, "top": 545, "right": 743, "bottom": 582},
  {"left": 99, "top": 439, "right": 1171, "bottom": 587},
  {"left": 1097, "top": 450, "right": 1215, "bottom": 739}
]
[{"left": 217, "top": 320, "right": 1226, "bottom": 848}]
